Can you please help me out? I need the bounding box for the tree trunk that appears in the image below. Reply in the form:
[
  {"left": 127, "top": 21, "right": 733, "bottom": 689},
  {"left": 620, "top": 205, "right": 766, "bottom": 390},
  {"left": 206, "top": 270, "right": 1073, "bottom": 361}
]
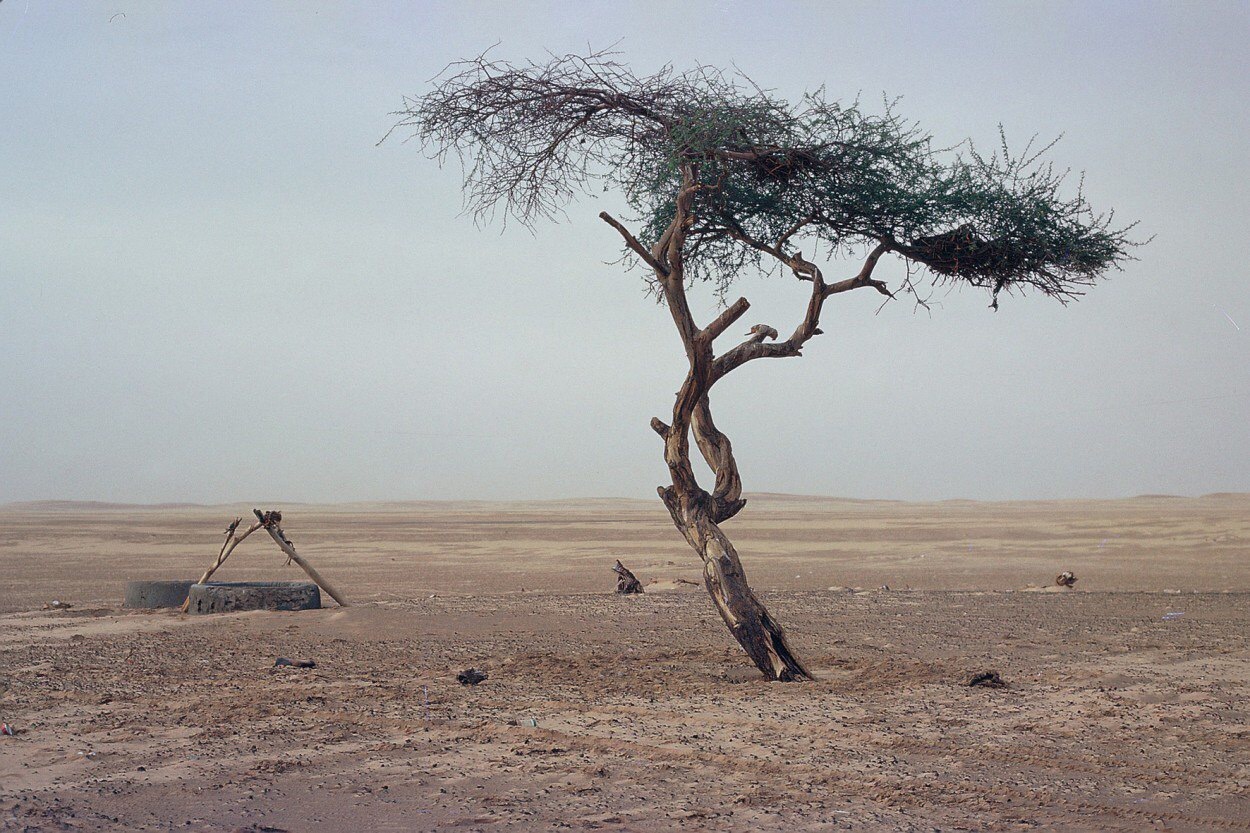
[
  {"left": 601, "top": 170, "right": 814, "bottom": 681},
  {"left": 658, "top": 485, "right": 813, "bottom": 682}
]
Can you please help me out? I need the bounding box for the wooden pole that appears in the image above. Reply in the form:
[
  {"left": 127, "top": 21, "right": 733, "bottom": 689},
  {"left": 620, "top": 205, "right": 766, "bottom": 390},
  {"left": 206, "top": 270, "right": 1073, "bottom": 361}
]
[
  {"left": 261, "top": 523, "right": 350, "bottom": 608},
  {"left": 182, "top": 510, "right": 350, "bottom": 612},
  {"left": 180, "top": 519, "right": 263, "bottom": 613}
]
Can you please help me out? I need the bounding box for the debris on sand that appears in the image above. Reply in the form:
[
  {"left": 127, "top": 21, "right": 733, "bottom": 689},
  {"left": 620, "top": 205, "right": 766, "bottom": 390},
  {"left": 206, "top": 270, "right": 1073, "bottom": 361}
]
[
  {"left": 1055, "top": 571, "right": 1078, "bottom": 588},
  {"left": 612, "top": 559, "right": 644, "bottom": 594},
  {"left": 273, "top": 658, "right": 316, "bottom": 669},
  {"left": 457, "top": 668, "right": 488, "bottom": 686},
  {"left": 1, "top": 723, "right": 16, "bottom": 736},
  {"left": 967, "top": 671, "right": 1007, "bottom": 688},
  {"left": 42, "top": 600, "right": 72, "bottom": 610}
]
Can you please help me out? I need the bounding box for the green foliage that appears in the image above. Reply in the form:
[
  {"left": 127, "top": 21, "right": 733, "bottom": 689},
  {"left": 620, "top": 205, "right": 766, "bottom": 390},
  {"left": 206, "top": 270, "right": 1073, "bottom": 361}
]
[{"left": 393, "top": 50, "right": 1138, "bottom": 306}]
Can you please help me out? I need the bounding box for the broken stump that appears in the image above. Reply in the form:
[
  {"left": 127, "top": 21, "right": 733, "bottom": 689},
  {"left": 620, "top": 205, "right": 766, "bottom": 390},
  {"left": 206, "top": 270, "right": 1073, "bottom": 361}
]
[{"left": 612, "top": 560, "right": 644, "bottom": 594}]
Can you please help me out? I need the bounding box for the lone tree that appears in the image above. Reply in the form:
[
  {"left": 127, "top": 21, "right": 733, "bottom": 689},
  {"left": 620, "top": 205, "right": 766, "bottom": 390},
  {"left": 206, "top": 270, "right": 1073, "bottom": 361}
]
[{"left": 391, "top": 51, "right": 1137, "bottom": 681}]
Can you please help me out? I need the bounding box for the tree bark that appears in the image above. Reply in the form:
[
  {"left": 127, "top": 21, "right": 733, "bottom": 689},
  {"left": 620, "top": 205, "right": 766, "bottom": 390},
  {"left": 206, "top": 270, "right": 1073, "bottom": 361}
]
[
  {"left": 658, "top": 481, "right": 813, "bottom": 680},
  {"left": 601, "top": 172, "right": 818, "bottom": 682}
]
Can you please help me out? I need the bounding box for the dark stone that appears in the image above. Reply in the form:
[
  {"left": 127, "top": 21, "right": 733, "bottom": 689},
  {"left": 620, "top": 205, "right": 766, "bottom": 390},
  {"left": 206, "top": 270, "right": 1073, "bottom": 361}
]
[
  {"left": 967, "top": 670, "right": 1007, "bottom": 688},
  {"left": 457, "top": 668, "right": 488, "bottom": 686},
  {"left": 274, "top": 658, "right": 316, "bottom": 668}
]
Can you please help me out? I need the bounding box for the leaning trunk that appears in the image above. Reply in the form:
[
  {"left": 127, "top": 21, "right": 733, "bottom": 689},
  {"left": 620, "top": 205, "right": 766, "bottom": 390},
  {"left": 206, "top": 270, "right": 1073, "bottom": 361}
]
[
  {"left": 642, "top": 167, "right": 813, "bottom": 681},
  {"left": 659, "top": 486, "right": 813, "bottom": 681}
]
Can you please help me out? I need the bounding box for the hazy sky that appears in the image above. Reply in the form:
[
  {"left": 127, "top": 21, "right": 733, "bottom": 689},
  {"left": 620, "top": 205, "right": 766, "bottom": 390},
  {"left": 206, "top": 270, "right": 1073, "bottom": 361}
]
[{"left": 2, "top": 1, "right": 1248, "bottom": 504}]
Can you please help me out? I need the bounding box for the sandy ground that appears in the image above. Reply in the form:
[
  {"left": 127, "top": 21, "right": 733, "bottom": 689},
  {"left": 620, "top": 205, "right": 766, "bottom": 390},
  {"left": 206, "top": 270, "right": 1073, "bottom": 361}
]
[{"left": 1, "top": 494, "right": 1248, "bottom": 831}]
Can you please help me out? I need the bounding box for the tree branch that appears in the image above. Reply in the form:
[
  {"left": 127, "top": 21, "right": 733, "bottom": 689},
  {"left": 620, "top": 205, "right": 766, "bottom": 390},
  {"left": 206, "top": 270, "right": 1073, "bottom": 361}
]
[
  {"left": 776, "top": 214, "right": 816, "bottom": 251},
  {"left": 599, "top": 212, "right": 669, "bottom": 276},
  {"left": 655, "top": 166, "right": 706, "bottom": 354},
  {"left": 711, "top": 244, "right": 895, "bottom": 380},
  {"left": 691, "top": 396, "right": 747, "bottom": 523},
  {"left": 824, "top": 241, "right": 894, "bottom": 297},
  {"left": 700, "top": 297, "right": 750, "bottom": 344}
]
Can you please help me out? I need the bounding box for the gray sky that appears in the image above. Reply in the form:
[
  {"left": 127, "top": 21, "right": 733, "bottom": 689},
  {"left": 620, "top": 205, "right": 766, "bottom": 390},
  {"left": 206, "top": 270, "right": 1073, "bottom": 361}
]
[{"left": 2, "top": 0, "right": 1248, "bottom": 504}]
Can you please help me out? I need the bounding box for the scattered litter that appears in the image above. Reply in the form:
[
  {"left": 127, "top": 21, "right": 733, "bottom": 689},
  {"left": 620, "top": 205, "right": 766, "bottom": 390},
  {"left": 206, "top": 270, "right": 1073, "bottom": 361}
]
[
  {"left": 967, "top": 671, "right": 1007, "bottom": 689},
  {"left": 1055, "top": 571, "right": 1077, "bottom": 588},
  {"left": 878, "top": 585, "right": 890, "bottom": 592},
  {"left": 43, "top": 600, "right": 73, "bottom": 610},
  {"left": 524, "top": 718, "right": 538, "bottom": 727},
  {"left": 1162, "top": 611, "right": 1185, "bottom": 621},
  {"left": 457, "top": 668, "right": 488, "bottom": 686},
  {"left": 273, "top": 658, "right": 316, "bottom": 669},
  {"left": 1, "top": 723, "right": 16, "bottom": 736}
]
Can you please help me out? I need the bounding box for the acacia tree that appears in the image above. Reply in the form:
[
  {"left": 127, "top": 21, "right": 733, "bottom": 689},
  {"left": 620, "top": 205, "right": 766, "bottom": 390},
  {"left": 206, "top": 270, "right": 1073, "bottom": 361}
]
[{"left": 391, "top": 51, "right": 1136, "bottom": 681}]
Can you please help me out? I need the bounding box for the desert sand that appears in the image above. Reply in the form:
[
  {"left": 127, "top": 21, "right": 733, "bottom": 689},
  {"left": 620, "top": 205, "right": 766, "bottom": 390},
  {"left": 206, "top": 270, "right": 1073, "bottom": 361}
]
[{"left": 1, "top": 494, "right": 1248, "bottom": 831}]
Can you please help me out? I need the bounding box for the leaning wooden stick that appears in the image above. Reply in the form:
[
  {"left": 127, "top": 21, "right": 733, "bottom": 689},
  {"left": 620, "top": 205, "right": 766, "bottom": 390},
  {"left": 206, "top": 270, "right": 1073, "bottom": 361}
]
[
  {"left": 180, "top": 517, "right": 263, "bottom": 613},
  {"left": 255, "top": 511, "right": 350, "bottom": 608}
]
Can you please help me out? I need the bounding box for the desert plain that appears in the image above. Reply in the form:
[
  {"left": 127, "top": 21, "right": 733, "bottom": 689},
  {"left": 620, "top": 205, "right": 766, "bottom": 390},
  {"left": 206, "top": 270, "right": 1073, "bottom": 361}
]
[{"left": 1, "top": 493, "right": 1248, "bottom": 831}]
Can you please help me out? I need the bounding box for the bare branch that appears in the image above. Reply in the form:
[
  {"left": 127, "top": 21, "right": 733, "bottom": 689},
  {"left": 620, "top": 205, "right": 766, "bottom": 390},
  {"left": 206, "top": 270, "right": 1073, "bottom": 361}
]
[
  {"left": 824, "top": 241, "right": 895, "bottom": 297},
  {"left": 180, "top": 520, "right": 264, "bottom": 612},
  {"left": 599, "top": 212, "right": 668, "bottom": 275},
  {"left": 701, "top": 297, "right": 750, "bottom": 344},
  {"left": 691, "top": 396, "right": 748, "bottom": 523}
]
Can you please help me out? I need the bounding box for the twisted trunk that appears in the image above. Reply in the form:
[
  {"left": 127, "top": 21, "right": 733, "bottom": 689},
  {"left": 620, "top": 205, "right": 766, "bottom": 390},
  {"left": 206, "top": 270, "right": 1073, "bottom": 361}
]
[
  {"left": 654, "top": 376, "right": 811, "bottom": 680},
  {"left": 647, "top": 187, "right": 811, "bottom": 679},
  {"left": 658, "top": 478, "right": 813, "bottom": 681},
  {"left": 599, "top": 175, "right": 892, "bottom": 682}
]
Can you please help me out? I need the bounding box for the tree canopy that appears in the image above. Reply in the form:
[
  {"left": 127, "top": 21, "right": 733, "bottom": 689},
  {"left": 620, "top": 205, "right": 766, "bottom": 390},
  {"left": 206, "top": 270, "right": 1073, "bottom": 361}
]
[{"left": 392, "top": 49, "right": 1137, "bottom": 308}]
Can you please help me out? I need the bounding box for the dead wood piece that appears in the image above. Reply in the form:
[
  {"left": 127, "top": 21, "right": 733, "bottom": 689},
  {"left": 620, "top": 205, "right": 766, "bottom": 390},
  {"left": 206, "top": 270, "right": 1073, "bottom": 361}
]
[
  {"left": 457, "top": 668, "right": 488, "bottom": 686},
  {"left": 612, "top": 560, "right": 644, "bottom": 594},
  {"left": 181, "top": 517, "right": 264, "bottom": 612},
  {"left": 1055, "top": 571, "right": 1078, "bottom": 588},
  {"left": 967, "top": 671, "right": 1006, "bottom": 688},
  {"left": 259, "top": 520, "right": 350, "bottom": 608}
]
